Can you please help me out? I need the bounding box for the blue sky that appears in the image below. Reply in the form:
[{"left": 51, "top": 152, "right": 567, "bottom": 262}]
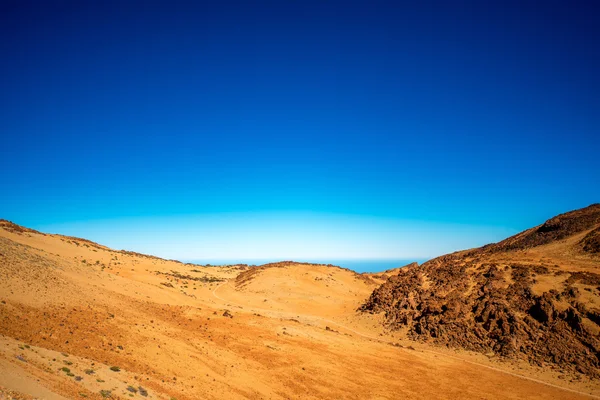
[{"left": 1, "top": 1, "right": 598, "bottom": 261}]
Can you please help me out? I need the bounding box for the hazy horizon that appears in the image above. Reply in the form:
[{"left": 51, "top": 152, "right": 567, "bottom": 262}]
[
  {"left": 31, "top": 212, "right": 516, "bottom": 262},
  {"left": 185, "top": 258, "right": 432, "bottom": 273}
]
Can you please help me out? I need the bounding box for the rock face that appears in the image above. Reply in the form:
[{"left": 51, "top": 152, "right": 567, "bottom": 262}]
[
  {"left": 581, "top": 227, "right": 600, "bottom": 254},
  {"left": 360, "top": 204, "right": 600, "bottom": 377},
  {"left": 484, "top": 203, "right": 600, "bottom": 252}
]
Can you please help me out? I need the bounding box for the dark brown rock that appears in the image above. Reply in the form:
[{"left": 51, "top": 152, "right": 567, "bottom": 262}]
[{"left": 360, "top": 204, "right": 600, "bottom": 378}]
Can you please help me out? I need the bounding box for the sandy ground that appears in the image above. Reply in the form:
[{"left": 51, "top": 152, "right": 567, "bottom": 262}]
[{"left": 0, "top": 223, "right": 598, "bottom": 399}]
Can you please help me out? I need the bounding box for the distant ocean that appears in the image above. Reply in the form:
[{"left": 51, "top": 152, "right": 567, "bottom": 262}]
[{"left": 185, "top": 259, "right": 429, "bottom": 274}]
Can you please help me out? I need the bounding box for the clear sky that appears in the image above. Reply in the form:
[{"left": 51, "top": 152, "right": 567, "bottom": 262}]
[{"left": 1, "top": 1, "right": 598, "bottom": 261}]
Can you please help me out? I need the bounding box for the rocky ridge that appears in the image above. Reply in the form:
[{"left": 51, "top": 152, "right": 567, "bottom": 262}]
[{"left": 361, "top": 204, "right": 600, "bottom": 378}]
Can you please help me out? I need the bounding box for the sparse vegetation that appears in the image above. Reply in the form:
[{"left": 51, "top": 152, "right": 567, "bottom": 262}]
[
  {"left": 156, "top": 270, "right": 224, "bottom": 283},
  {"left": 109, "top": 366, "right": 120, "bottom": 372}
]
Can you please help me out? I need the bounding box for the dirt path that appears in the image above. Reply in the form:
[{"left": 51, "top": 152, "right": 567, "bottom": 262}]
[{"left": 212, "top": 280, "right": 600, "bottom": 399}]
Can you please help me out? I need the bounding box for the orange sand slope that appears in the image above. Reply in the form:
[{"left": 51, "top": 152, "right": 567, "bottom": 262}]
[{"left": 0, "top": 220, "right": 598, "bottom": 399}]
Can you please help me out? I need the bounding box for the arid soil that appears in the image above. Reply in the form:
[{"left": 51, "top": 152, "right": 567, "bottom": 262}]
[
  {"left": 0, "top": 212, "right": 599, "bottom": 399},
  {"left": 361, "top": 204, "right": 600, "bottom": 379}
]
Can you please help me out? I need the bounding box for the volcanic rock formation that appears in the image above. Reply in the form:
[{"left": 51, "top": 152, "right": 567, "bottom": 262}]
[{"left": 361, "top": 204, "right": 600, "bottom": 377}]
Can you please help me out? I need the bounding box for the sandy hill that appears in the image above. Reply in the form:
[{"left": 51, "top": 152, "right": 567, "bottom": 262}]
[
  {"left": 1, "top": 217, "right": 599, "bottom": 399},
  {"left": 361, "top": 204, "right": 600, "bottom": 378},
  {"left": 224, "top": 261, "right": 377, "bottom": 316}
]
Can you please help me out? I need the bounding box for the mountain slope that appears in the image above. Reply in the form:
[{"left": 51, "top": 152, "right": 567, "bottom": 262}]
[
  {"left": 1, "top": 217, "right": 599, "bottom": 398},
  {"left": 360, "top": 204, "right": 600, "bottom": 378}
]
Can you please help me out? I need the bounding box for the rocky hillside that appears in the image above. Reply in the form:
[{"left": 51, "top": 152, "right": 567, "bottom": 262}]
[
  {"left": 484, "top": 204, "right": 600, "bottom": 252},
  {"left": 581, "top": 227, "right": 600, "bottom": 254},
  {"left": 360, "top": 204, "right": 600, "bottom": 378}
]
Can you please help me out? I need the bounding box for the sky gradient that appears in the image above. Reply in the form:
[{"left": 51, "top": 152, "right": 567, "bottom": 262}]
[{"left": 1, "top": 1, "right": 599, "bottom": 262}]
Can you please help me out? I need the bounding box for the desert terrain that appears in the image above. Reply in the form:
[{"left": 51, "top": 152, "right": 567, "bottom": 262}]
[{"left": 1, "top": 207, "right": 599, "bottom": 399}]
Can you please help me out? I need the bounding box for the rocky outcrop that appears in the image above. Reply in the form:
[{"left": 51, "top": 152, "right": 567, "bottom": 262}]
[
  {"left": 361, "top": 204, "right": 600, "bottom": 378},
  {"left": 580, "top": 227, "right": 600, "bottom": 255},
  {"left": 485, "top": 203, "right": 600, "bottom": 252},
  {"left": 361, "top": 258, "right": 600, "bottom": 376}
]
